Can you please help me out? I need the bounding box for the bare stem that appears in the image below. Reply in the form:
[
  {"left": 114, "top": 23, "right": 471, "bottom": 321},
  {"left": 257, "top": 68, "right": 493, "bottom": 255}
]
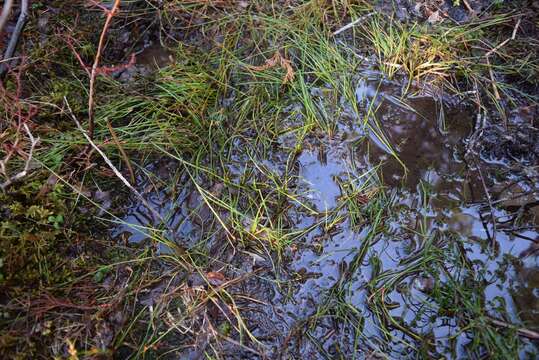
[{"left": 88, "top": 0, "right": 121, "bottom": 140}]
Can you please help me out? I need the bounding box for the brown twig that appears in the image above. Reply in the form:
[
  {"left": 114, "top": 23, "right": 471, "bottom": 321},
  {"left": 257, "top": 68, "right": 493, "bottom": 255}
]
[
  {"left": 88, "top": 0, "right": 122, "bottom": 140},
  {"left": 66, "top": 34, "right": 136, "bottom": 77},
  {"left": 0, "top": 57, "right": 40, "bottom": 191},
  {"left": 65, "top": 35, "right": 91, "bottom": 76},
  {"left": 462, "top": 0, "right": 474, "bottom": 15}
]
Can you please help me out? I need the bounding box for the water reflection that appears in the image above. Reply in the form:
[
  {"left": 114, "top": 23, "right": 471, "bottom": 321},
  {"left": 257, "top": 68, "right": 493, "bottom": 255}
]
[{"left": 113, "top": 73, "right": 539, "bottom": 358}]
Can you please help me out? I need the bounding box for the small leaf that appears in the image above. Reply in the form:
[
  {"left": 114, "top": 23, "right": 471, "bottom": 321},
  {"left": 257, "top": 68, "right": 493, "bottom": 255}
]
[{"left": 206, "top": 271, "right": 226, "bottom": 286}]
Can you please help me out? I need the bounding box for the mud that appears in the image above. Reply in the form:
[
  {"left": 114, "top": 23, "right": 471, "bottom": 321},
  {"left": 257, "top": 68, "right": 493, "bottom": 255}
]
[{"left": 114, "top": 71, "right": 539, "bottom": 358}]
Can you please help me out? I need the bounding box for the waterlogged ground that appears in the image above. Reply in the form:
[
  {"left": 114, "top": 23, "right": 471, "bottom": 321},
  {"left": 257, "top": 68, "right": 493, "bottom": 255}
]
[
  {"left": 115, "top": 70, "right": 539, "bottom": 358},
  {"left": 3, "top": 1, "right": 539, "bottom": 358}
]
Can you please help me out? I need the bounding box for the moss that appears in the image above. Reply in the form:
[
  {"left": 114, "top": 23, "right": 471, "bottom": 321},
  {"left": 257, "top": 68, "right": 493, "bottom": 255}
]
[{"left": 0, "top": 178, "right": 71, "bottom": 288}]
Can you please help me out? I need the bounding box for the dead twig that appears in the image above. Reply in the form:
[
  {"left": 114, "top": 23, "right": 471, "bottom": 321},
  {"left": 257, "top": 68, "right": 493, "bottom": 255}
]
[
  {"left": 88, "top": 0, "right": 121, "bottom": 140},
  {"left": 485, "top": 17, "right": 521, "bottom": 58},
  {"left": 485, "top": 57, "right": 502, "bottom": 108},
  {"left": 0, "top": 122, "right": 39, "bottom": 191},
  {"left": 66, "top": 34, "right": 136, "bottom": 77},
  {"left": 462, "top": 0, "right": 474, "bottom": 15},
  {"left": 64, "top": 97, "right": 166, "bottom": 226},
  {"left": 332, "top": 12, "right": 374, "bottom": 36},
  {"left": 0, "top": 0, "right": 28, "bottom": 77},
  {"left": 489, "top": 318, "right": 539, "bottom": 340}
]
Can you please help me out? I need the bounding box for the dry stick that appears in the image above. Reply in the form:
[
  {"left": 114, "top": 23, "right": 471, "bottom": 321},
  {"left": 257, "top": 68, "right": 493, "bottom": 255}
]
[
  {"left": 88, "top": 0, "right": 121, "bottom": 140},
  {"left": 484, "top": 55, "right": 507, "bottom": 128},
  {"left": 64, "top": 97, "right": 165, "bottom": 226},
  {"left": 489, "top": 318, "right": 539, "bottom": 340},
  {"left": 485, "top": 17, "right": 521, "bottom": 58},
  {"left": 332, "top": 12, "right": 374, "bottom": 36},
  {"left": 0, "top": 123, "right": 39, "bottom": 191},
  {"left": 106, "top": 120, "right": 135, "bottom": 184},
  {"left": 0, "top": 0, "right": 28, "bottom": 76},
  {"left": 0, "top": 0, "right": 14, "bottom": 35}
]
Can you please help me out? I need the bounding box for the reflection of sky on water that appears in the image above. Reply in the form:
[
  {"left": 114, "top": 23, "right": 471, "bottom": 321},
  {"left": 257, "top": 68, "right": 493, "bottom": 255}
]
[{"left": 113, "top": 72, "right": 539, "bottom": 358}]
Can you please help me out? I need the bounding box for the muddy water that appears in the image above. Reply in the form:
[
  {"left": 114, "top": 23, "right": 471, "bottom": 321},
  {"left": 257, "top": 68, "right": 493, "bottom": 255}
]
[{"left": 114, "top": 73, "right": 539, "bottom": 358}]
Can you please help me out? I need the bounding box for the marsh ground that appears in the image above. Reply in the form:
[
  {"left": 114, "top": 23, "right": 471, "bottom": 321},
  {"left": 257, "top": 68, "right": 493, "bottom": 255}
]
[{"left": 0, "top": 1, "right": 538, "bottom": 359}]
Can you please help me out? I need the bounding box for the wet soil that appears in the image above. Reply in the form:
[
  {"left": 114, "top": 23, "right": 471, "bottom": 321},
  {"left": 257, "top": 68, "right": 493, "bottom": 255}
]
[{"left": 115, "top": 69, "right": 539, "bottom": 358}]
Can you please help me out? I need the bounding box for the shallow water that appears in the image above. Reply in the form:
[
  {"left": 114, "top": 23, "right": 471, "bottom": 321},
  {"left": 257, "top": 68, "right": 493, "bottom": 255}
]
[{"left": 114, "top": 72, "right": 539, "bottom": 358}]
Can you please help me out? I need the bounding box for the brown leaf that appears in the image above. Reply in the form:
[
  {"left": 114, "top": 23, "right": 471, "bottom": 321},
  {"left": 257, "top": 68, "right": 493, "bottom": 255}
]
[
  {"left": 206, "top": 271, "right": 226, "bottom": 286},
  {"left": 248, "top": 51, "right": 295, "bottom": 84}
]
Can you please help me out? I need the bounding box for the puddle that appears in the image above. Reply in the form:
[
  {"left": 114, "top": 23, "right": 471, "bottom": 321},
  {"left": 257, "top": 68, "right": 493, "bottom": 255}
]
[{"left": 114, "top": 72, "right": 539, "bottom": 358}]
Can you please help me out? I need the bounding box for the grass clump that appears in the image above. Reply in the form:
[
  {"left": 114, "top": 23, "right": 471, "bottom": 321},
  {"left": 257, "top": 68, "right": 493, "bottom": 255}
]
[{"left": 37, "top": 49, "right": 219, "bottom": 171}]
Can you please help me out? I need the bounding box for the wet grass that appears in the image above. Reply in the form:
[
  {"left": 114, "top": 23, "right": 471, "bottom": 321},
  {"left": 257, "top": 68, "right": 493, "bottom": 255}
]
[{"left": 1, "top": 0, "right": 538, "bottom": 358}]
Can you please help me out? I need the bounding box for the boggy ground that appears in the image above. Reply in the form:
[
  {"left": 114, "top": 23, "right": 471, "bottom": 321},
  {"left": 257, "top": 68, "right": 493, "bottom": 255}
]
[{"left": 0, "top": 1, "right": 538, "bottom": 359}]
